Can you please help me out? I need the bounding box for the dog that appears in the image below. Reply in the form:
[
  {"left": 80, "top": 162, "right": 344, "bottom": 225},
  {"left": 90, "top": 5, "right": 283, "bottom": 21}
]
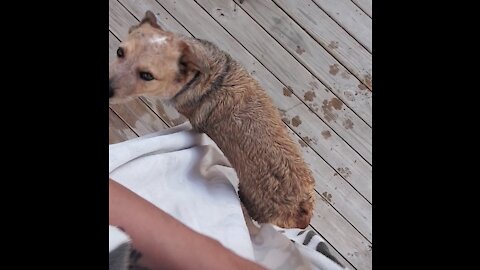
[{"left": 109, "top": 11, "right": 315, "bottom": 229}]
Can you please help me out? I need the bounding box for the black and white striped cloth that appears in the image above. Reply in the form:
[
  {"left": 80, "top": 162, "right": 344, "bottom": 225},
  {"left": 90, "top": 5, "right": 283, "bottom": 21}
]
[{"left": 276, "top": 227, "right": 346, "bottom": 269}]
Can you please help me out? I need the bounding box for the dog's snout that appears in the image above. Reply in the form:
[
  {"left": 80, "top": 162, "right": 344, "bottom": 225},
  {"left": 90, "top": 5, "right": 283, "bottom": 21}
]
[{"left": 109, "top": 80, "right": 114, "bottom": 98}]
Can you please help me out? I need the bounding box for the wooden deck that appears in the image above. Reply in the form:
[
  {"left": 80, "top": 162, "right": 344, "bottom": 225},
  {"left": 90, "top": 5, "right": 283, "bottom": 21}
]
[{"left": 109, "top": 0, "right": 372, "bottom": 269}]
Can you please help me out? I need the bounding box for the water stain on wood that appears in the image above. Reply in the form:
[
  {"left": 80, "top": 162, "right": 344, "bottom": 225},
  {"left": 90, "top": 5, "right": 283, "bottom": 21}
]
[
  {"left": 328, "top": 41, "right": 339, "bottom": 49},
  {"left": 343, "top": 119, "right": 354, "bottom": 129},
  {"left": 302, "top": 136, "right": 312, "bottom": 144},
  {"left": 321, "top": 130, "right": 332, "bottom": 139},
  {"left": 298, "top": 139, "right": 308, "bottom": 148},
  {"left": 321, "top": 192, "right": 333, "bottom": 203},
  {"left": 283, "top": 86, "right": 293, "bottom": 97},
  {"left": 322, "top": 97, "right": 343, "bottom": 122},
  {"left": 358, "top": 83, "right": 367, "bottom": 90},
  {"left": 330, "top": 98, "right": 343, "bottom": 110},
  {"left": 295, "top": 45, "right": 305, "bottom": 55},
  {"left": 304, "top": 91, "right": 316, "bottom": 101},
  {"left": 292, "top": 116, "right": 302, "bottom": 127},
  {"left": 337, "top": 167, "right": 352, "bottom": 178},
  {"left": 329, "top": 64, "right": 340, "bottom": 75}
]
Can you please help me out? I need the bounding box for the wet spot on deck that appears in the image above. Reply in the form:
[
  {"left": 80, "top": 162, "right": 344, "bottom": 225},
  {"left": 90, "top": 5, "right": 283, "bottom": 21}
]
[
  {"left": 329, "top": 64, "right": 340, "bottom": 75},
  {"left": 328, "top": 41, "right": 339, "bottom": 49},
  {"left": 292, "top": 116, "right": 302, "bottom": 127},
  {"left": 304, "top": 91, "right": 316, "bottom": 102},
  {"left": 283, "top": 86, "right": 293, "bottom": 97},
  {"left": 337, "top": 167, "right": 352, "bottom": 178},
  {"left": 295, "top": 45, "right": 305, "bottom": 55},
  {"left": 298, "top": 139, "right": 308, "bottom": 148},
  {"left": 321, "top": 130, "right": 331, "bottom": 139},
  {"left": 343, "top": 119, "right": 354, "bottom": 129}
]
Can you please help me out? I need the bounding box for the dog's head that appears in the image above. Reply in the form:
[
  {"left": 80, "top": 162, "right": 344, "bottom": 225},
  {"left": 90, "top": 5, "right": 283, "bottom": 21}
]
[{"left": 109, "top": 11, "right": 208, "bottom": 103}]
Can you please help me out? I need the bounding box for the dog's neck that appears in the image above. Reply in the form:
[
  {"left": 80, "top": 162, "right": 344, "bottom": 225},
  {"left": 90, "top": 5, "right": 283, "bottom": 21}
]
[{"left": 171, "top": 38, "right": 232, "bottom": 128}]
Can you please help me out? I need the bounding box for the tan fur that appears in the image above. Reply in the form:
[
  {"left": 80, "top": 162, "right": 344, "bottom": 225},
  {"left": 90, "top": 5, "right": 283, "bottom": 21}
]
[{"left": 109, "top": 11, "right": 315, "bottom": 229}]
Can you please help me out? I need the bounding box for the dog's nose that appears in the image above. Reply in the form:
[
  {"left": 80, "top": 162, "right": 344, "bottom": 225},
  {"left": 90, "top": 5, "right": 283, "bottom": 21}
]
[{"left": 109, "top": 82, "right": 114, "bottom": 98}]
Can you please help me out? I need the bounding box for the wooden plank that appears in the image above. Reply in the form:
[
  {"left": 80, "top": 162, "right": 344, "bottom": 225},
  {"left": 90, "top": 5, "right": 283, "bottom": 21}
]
[
  {"left": 237, "top": 0, "right": 372, "bottom": 92},
  {"left": 109, "top": 99, "right": 169, "bottom": 136},
  {"left": 283, "top": 106, "right": 372, "bottom": 202},
  {"left": 139, "top": 96, "right": 185, "bottom": 126},
  {"left": 194, "top": 0, "right": 372, "bottom": 166},
  {"left": 239, "top": 0, "right": 372, "bottom": 98},
  {"left": 310, "top": 193, "right": 371, "bottom": 270},
  {"left": 231, "top": 0, "right": 374, "bottom": 163},
  {"left": 351, "top": 0, "right": 372, "bottom": 18},
  {"left": 109, "top": 2, "right": 185, "bottom": 127},
  {"left": 285, "top": 126, "right": 371, "bottom": 241},
  {"left": 311, "top": 0, "right": 371, "bottom": 52},
  {"left": 273, "top": 0, "right": 372, "bottom": 89},
  {"left": 112, "top": 0, "right": 373, "bottom": 202},
  {"left": 197, "top": 0, "right": 372, "bottom": 128},
  {"left": 306, "top": 225, "right": 356, "bottom": 270},
  {"left": 109, "top": 108, "right": 138, "bottom": 144},
  {"left": 113, "top": 2, "right": 371, "bottom": 269}
]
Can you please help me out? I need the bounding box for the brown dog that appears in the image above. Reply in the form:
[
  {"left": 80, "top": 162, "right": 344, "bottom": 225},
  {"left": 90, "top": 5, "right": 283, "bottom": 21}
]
[{"left": 109, "top": 11, "right": 315, "bottom": 229}]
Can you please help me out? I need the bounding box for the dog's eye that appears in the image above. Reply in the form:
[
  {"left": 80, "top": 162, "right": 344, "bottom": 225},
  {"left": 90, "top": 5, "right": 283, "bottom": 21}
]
[
  {"left": 139, "top": 72, "right": 154, "bottom": 81},
  {"left": 117, "top": 47, "right": 124, "bottom": 58}
]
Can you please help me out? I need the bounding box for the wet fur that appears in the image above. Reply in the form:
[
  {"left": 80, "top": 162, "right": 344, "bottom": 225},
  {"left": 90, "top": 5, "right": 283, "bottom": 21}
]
[{"left": 109, "top": 11, "right": 315, "bottom": 228}]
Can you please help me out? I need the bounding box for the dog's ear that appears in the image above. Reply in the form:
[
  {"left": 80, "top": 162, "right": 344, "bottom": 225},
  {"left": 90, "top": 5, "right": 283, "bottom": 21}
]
[
  {"left": 178, "top": 41, "right": 210, "bottom": 75},
  {"left": 140, "top": 11, "right": 162, "bottom": 29},
  {"left": 129, "top": 10, "right": 162, "bottom": 33}
]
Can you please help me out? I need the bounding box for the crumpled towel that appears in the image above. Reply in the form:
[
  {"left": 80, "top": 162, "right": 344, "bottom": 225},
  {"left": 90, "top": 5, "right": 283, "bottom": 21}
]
[{"left": 109, "top": 122, "right": 346, "bottom": 270}]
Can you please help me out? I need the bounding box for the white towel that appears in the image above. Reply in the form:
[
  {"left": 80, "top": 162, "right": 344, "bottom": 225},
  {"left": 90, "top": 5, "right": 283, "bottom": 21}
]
[{"left": 109, "top": 123, "right": 346, "bottom": 270}]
